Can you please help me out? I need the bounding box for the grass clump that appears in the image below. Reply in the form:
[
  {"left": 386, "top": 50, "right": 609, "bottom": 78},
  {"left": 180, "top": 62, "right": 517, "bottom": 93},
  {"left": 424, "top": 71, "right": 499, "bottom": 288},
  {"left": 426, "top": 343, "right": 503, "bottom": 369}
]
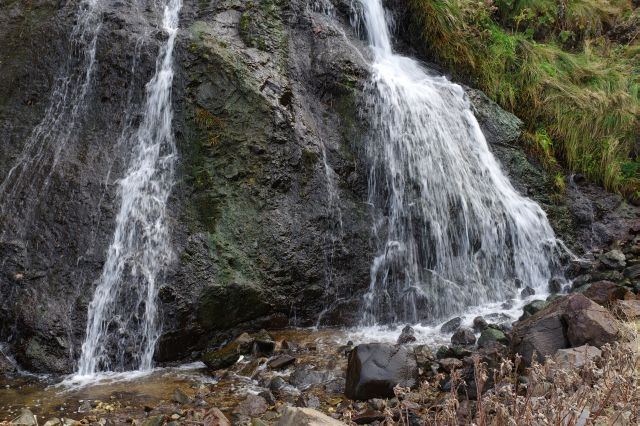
[{"left": 407, "top": 0, "right": 640, "bottom": 197}]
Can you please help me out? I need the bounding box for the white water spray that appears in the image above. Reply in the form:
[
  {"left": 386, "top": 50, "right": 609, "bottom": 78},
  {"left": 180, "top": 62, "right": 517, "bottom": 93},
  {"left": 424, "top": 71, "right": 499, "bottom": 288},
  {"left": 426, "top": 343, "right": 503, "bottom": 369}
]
[
  {"left": 77, "top": 0, "right": 183, "bottom": 375},
  {"left": 358, "top": 0, "right": 563, "bottom": 324}
]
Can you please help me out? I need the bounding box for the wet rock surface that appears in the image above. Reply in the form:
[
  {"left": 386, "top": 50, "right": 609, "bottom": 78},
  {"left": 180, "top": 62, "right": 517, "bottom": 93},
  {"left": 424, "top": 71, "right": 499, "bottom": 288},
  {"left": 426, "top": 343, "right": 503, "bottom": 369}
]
[{"left": 345, "top": 343, "right": 418, "bottom": 400}]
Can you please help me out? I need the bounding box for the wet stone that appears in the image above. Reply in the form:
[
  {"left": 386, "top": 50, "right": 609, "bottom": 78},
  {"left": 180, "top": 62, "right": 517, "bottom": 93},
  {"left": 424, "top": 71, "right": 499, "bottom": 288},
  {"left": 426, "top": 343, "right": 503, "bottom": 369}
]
[
  {"left": 268, "top": 354, "right": 296, "bottom": 369},
  {"left": 521, "top": 286, "right": 536, "bottom": 297},
  {"left": 172, "top": 388, "right": 191, "bottom": 404},
  {"left": 451, "top": 327, "right": 476, "bottom": 346},
  {"left": 233, "top": 395, "right": 268, "bottom": 417},
  {"left": 440, "top": 317, "right": 462, "bottom": 333},
  {"left": 11, "top": 409, "right": 38, "bottom": 426},
  {"left": 472, "top": 316, "right": 488, "bottom": 332},
  {"left": 204, "top": 407, "right": 231, "bottom": 426},
  {"left": 397, "top": 325, "right": 417, "bottom": 344}
]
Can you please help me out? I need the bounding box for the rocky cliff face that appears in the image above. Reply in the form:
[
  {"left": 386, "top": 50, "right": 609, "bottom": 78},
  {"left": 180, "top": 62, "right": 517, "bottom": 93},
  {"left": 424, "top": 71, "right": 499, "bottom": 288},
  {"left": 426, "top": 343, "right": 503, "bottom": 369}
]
[{"left": 0, "top": 0, "right": 636, "bottom": 374}]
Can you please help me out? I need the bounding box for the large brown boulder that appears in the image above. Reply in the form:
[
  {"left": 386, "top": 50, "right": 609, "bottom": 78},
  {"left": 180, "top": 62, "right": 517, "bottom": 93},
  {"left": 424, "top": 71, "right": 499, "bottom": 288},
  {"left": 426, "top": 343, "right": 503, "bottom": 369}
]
[
  {"left": 581, "top": 280, "right": 635, "bottom": 306},
  {"left": 345, "top": 343, "right": 418, "bottom": 400},
  {"left": 511, "top": 294, "right": 621, "bottom": 365}
]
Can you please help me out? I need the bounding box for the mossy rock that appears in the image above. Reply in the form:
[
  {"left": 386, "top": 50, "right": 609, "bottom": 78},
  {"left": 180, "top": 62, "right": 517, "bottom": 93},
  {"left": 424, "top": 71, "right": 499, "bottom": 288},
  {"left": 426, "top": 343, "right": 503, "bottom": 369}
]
[
  {"left": 520, "top": 299, "right": 550, "bottom": 320},
  {"left": 202, "top": 340, "right": 242, "bottom": 370},
  {"left": 477, "top": 327, "right": 508, "bottom": 348}
]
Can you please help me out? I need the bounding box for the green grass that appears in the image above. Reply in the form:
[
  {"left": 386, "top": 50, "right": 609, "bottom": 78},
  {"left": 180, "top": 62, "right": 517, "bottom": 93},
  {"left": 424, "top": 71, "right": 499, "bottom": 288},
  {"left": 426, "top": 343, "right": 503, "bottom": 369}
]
[{"left": 408, "top": 0, "right": 639, "bottom": 197}]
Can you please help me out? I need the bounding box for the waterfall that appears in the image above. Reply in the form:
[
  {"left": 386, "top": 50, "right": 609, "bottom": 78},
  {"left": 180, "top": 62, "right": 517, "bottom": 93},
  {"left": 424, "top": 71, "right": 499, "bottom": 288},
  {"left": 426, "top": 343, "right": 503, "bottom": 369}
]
[
  {"left": 358, "top": 0, "right": 562, "bottom": 324},
  {"left": 0, "top": 0, "right": 101, "bottom": 237},
  {"left": 77, "top": 0, "right": 182, "bottom": 375}
]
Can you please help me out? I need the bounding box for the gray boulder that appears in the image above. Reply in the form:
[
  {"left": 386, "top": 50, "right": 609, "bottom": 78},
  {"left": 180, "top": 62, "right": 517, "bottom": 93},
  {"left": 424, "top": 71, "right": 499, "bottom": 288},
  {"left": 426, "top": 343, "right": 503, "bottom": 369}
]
[{"left": 345, "top": 343, "right": 418, "bottom": 400}]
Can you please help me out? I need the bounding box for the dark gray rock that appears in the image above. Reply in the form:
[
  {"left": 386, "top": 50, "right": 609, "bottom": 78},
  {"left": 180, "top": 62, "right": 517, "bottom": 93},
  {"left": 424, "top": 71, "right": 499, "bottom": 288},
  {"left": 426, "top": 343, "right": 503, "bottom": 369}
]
[
  {"left": 477, "top": 327, "right": 508, "bottom": 348},
  {"left": 345, "top": 343, "right": 418, "bottom": 400},
  {"left": 472, "top": 316, "right": 488, "bottom": 333},
  {"left": 451, "top": 327, "right": 476, "bottom": 346},
  {"left": 268, "top": 354, "right": 296, "bottom": 370},
  {"left": 397, "top": 325, "right": 417, "bottom": 344},
  {"left": 440, "top": 317, "right": 462, "bottom": 333},
  {"left": 521, "top": 286, "right": 536, "bottom": 297}
]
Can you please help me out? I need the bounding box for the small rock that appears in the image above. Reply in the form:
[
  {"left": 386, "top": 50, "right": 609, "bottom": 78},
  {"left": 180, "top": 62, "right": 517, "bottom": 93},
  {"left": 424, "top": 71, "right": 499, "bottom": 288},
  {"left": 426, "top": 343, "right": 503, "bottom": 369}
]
[
  {"left": 204, "top": 407, "right": 231, "bottom": 426},
  {"left": 599, "top": 249, "right": 626, "bottom": 269},
  {"left": 140, "top": 416, "right": 164, "bottom": 426},
  {"left": 477, "top": 327, "right": 508, "bottom": 348},
  {"left": 397, "top": 325, "right": 417, "bottom": 344},
  {"left": 268, "top": 354, "right": 296, "bottom": 370},
  {"left": 251, "top": 419, "right": 269, "bottom": 426},
  {"left": 275, "top": 407, "right": 345, "bottom": 425},
  {"left": 439, "top": 357, "right": 463, "bottom": 372},
  {"left": 352, "top": 411, "right": 386, "bottom": 424},
  {"left": 172, "top": 388, "right": 191, "bottom": 404},
  {"left": 11, "top": 409, "right": 37, "bottom": 426},
  {"left": 43, "top": 420, "right": 62, "bottom": 426},
  {"left": 281, "top": 340, "right": 298, "bottom": 351},
  {"left": 269, "top": 376, "right": 286, "bottom": 392},
  {"left": 451, "top": 327, "right": 476, "bottom": 346},
  {"left": 77, "top": 400, "right": 92, "bottom": 413},
  {"left": 202, "top": 341, "right": 241, "bottom": 371},
  {"left": 252, "top": 330, "right": 276, "bottom": 356},
  {"left": 440, "top": 317, "right": 462, "bottom": 333},
  {"left": 548, "top": 277, "right": 563, "bottom": 293},
  {"left": 553, "top": 345, "right": 602, "bottom": 369},
  {"left": 233, "top": 395, "right": 268, "bottom": 417},
  {"left": 472, "top": 316, "right": 488, "bottom": 333},
  {"left": 520, "top": 286, "right": 535, "bottom": 297}
]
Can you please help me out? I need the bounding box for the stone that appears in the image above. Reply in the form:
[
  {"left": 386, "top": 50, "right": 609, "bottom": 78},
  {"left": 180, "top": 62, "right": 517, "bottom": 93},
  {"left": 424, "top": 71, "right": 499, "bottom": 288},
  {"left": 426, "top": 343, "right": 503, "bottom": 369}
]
[
  {"left": 439, "top": 358, "right": 463, "bottom": 372},
  {"left": 252, "top": 330, "right": 276, "bottom": 356},
  {"left": 11, "top": 409, "right": 37, "bottom": 426},
  {"left": 259, "top": 390, "right": 277, "bottom": 406},
  {"left": 232, "top": 395, "right": 268, "bottom": 417},
  {"left": 202, "top": 340, "right": 241, "bottom": 371},
  {"left": 553, "top": 345, "right": 602, "bottom": 369},
  {"left": 436, "top": 345, "right": 472, "bottom": 359},
  {"left": 172, "top": 388, "right": 191, "bottom": 404},
  {"left": 582, "top": 281, "right": 632, "bottom": 306},
  {"left": 563, "top": 295, "right": 621, "bottom": 348},
  {"left": 548, "top": 277, "right": 564, "bottom": 293},
  {"left": 520, "top": 300, "right": 549, "bottom": 320},
  {"left": 440, "top": 317, "right": 462, "bottom": 333},
  {"left": 204, "top": 407, "right": 231, "bottom": 426},
  {"left": 268, "top": 354, "right": 296, "bottom": 369},
  {"left": 520, "top": 286, "right": 536, "bottom": 297},
  {"left": 345, "top": 343, "right": 418, "bottom": 400},
  {"left": 477, "top": 327, "right": 508, "bottom": 348},
  {"left": 43, "top": 420, "right": 62, "bottom": 426},
  {"left": 472, "top": 316, "right": 488, "bottom": 332},
  {"left": 599, "top": 249, "right": 626, "bottom": 269},
  {"left": 397, "top": 325, "right": 417, "bottom": 344},
  {"left": 512, "top": 293, "right": 622, "bottom": 365},
  {"left": 611, "top": 300, "right": 640, "bottom": 320},
  {"left": 269, "top": 376, "right": 287, "bottom": 392},
  {"left": 451, "top": 327, "right": 476, "bottom": 346},
  {"left": 276, "top": 406, "right": 346, "bottom": 425}
]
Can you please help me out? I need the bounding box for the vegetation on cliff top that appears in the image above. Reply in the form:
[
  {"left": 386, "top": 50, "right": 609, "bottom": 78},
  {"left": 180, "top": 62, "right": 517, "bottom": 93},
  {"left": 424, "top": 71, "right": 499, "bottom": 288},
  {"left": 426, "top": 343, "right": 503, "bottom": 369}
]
[{"left": 407, "top": 0, "right": 639, "bottom": 198}]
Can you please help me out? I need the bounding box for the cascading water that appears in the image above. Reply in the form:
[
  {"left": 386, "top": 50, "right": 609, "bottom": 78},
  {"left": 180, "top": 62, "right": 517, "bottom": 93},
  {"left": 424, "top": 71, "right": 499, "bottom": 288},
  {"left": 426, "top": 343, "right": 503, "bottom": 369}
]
[
  {"left": 77, "top": 0, "right": 182, "bottom": 375},
  {"left": 0, "top": 0, "right": 101, "bottom": 237},
  {"left": 358, "top": 0, "right": 563, "bottom": 325}
]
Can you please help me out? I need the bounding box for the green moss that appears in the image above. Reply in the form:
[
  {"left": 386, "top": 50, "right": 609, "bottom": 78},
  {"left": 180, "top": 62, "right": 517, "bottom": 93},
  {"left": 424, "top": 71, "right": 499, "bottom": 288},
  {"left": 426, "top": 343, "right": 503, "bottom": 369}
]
[{"left": 407, "top": 0, "right": 640, "bottom": 195}]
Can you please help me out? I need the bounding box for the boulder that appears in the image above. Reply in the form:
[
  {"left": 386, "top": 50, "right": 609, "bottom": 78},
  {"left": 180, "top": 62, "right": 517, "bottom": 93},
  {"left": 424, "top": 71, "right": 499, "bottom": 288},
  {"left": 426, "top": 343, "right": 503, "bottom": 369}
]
[
  {"left": 563, "top": 295, "right": 621, "bottom": 348},
  {"left": 345, "top": 343, "right": 418, "bottom": 400},
  {"left": 511, "top": 294, "right": 621, "bottom": 365},
  {"left": 440, "top": 317, "right": 462, "bottom": 333},
  {"left": 477, "top": 327, "right": 508, "bottom": 348},
  {"left": 451, "top": 327, "right": 476, "bottom": 346},
  {"left": 582, "top": 281, "right": 633, "bottom": 306},
  {"left": 553, "top": 345, "right": 601, "bottom": 369},
  {"left": 548, "top": 277, "right": 564, "bottom": 293},
  {"left": 252, "top": 330, "right": 276, "bottom": 356},
  {"left": 520, "top": 300, "right": 549, "bottom": 320},
  {"left": 276, "top": 407, "right": 345, "bottom": 425},
  {"left": 204, "top": 408, "right": 231, "bottom": 426},
  {"left": 397, "top": 325, "right": 417, "bottom": 344}
]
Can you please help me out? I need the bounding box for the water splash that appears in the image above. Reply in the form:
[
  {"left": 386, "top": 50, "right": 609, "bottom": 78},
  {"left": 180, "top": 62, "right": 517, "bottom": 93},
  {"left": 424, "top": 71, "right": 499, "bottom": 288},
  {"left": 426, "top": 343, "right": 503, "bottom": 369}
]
[
  {"left": 77, "top": 0, "right": 183, "bottom": 375},
  {"left": 358, "top": 0, "right": 564, "bottom": 324}
]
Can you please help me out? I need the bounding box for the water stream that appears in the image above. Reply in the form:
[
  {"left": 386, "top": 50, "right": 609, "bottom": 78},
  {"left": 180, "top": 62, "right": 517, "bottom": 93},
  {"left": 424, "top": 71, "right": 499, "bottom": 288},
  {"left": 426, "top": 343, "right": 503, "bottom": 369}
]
[
  {"left": 77, "top": 0, "right": 183, "bottom": 376},
  {"left": 358, "top": 0, "right": 564, "bottom": 325}
]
